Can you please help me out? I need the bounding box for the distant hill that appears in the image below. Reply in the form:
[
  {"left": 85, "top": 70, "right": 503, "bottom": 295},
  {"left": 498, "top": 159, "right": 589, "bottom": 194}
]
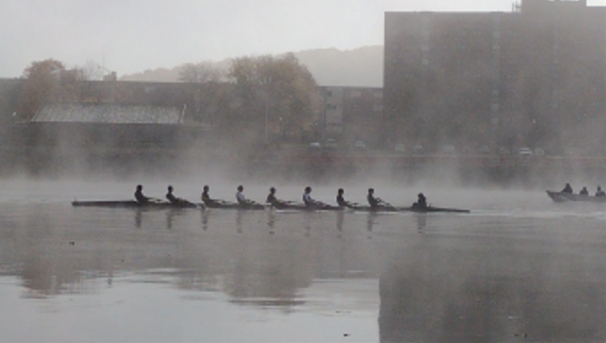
[{"left": 120, "top": 46, "right": 383, "bottom": 88}]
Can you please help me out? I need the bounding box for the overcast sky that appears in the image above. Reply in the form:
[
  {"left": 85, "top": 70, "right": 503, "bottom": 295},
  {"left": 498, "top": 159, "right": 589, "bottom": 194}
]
[{"left": 2, "top": 0, "right": 604, "bottom": 78}]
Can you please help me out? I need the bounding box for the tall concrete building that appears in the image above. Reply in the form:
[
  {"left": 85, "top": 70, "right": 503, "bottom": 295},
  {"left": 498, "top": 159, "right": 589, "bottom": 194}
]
[
  {"left": 384, "top": 0, "right": 606, "bottom": 154},
  {"left": 320, "top": 86, "right": 384, "bottom": 147}
]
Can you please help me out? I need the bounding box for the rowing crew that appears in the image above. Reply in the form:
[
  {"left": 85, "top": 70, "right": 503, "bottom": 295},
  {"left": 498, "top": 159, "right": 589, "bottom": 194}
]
[
  {"left": 134, "top": 184, "right": 429, "bottom": 210},
  {"left": 135, "top": 184, "right": 196, "bottom": 206}
]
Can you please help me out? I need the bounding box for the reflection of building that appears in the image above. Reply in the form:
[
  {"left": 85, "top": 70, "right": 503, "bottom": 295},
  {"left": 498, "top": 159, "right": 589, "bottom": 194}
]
[
  {"left": 320, "top": 86, "right": 384, "bottom": 147},
  {"left": 379, "top": 232, "right": 606, "bottom": 342},
  {"left": 384, "top": 0, "right": 606, "bottom": 153}
]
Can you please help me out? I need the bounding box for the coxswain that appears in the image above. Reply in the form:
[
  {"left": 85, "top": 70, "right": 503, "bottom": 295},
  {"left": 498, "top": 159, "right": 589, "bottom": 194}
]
[
  {"left": 579, "top": 186, "right": 589, "bottom": 196},
  {"left": 336, "top": 188, "right": 351, "bottom": 208},
  {"left": 561, "top": 183, "right": 573, "bottom": 194},
  {"left": 596, "top": 186, "right": 605, "bottom": 197},
  {"left": 134, "top": 185, "right": 149, "bottom": 204}
]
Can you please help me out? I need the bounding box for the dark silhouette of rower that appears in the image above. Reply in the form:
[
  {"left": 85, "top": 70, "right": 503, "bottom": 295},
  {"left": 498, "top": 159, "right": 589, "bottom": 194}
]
[
  {"left": 413, "top": 193, "right": 428, "bottom": 209},
  {"left": 166, "top": 185, "right": 189, "bottom": 204},
  {"left": 367, "top": 188, "right": 380, "bottom": 209},
  {"left": 579, "top": 186, "right": 589, "bottom": 196},
  {"left": 201, "top": 185, "right": 217, "bottom": 206},
  {"left": 596, "top": 186, "right": 606, "bottom": 197},
  {"left": 135, "top": 185, "right": 149, "bottom": 204},
  {"left": 266, "top": 187, "right": 278, "bottom": 205},
  {"left": 336, "top": 188, "right": 351, "bottom": 208}
]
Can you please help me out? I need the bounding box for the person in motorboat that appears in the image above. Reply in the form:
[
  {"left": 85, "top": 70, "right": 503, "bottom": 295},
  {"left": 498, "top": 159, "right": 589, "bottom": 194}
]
[
  {"left": 412, "top": 192, "right": 428, "bottom": 210},
  {"left": 336, "top": 188, "right": 352, "bottom": 208},
  {"left": 579, "top": 187, "right": 589, "bottom": 196},
  {"left": 134, "top": 185, "right": 150, "bottom": 204},
  {"left": 596, "top": 186, "right": 606, "bottom": 197},
  {"left": 561, "top": 183, "right": 573, "bottom": 194}
]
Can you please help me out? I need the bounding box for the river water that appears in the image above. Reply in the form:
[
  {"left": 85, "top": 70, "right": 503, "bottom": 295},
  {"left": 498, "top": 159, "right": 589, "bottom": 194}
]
[{"left": 0, "top": 180, "right": 604, "bottom": 342}]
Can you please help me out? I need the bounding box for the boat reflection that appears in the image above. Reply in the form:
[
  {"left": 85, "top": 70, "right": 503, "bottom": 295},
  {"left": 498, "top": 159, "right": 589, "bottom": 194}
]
[{"left": 3, "top": 205, "right": 382, "bottom": 313}]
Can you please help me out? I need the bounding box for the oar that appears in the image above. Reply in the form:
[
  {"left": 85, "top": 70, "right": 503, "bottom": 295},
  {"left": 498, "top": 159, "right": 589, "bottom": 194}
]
[{"left": 378, "top": 199, "right": 399, "bottom": 212}]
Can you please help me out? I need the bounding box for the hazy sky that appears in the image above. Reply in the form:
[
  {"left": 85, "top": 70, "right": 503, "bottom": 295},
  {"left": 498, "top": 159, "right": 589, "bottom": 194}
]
[{"left": 2, "top": 0, "right": 604, "bottom": 78}]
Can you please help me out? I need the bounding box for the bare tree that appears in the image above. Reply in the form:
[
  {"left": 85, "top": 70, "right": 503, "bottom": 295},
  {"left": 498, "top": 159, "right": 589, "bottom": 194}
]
[
  {"left": 179, "top": 62, "right": 224, "bottom": 83},
  {"left": 73, "top": 60, "right": 105, "bottom": 81}
]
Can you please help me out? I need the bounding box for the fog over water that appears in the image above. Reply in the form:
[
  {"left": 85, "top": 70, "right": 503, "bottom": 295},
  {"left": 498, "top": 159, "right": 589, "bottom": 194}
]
[{"left": 0, "top": 180, "right": 604, "bottom": 342}]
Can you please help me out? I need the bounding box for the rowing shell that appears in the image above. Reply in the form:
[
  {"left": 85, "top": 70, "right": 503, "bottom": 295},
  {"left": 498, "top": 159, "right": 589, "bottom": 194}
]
[
  {"left": 72, "top": 200, "right": 201, "bottom": 208},
  {"left": 350, "top": 205, "right": 470, "bottom": 213},
  {"left": 71, "top": 200, "right": 470, "bottom": 213}
]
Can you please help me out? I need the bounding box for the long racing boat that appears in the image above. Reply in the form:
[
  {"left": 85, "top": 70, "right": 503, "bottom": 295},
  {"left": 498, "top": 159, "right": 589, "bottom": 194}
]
[
  {"left": 72, "top": 199, "right": 470, "bottom": 213},
  {"left": 204, "top": 201, "right": 265, "bottom": 210},
  {"left": 350, "top": 205, "right": 470, "bottom": 213},
  {"left": 546, "top": 191, "right": 606, "bottom": 203},
  {"left": 72, "top": 200, "right": 201, "bottom": 208},
  {"left": 270, "top": 202, "right": 343, "bottom": 211}
]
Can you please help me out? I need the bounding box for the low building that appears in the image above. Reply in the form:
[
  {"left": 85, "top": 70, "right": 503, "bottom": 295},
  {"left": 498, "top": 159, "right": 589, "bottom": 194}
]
[{"left": 18, "top": 103, "right": 203, "bottom": 150}]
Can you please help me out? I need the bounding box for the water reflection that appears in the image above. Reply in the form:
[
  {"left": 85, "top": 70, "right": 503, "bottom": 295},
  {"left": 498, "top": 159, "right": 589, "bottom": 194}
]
[
  {"left": 267, "top": 210, "right": 276, "bottom": 235},
  {"left": 379, "top": 232, "right": 606, "bottom": 342},
  {"left": 366, "top": 212, "right": 377, "bottom": 239},
  {"left": 1, "top": 202, "right": 604, "bottom": 343},
  {"left": 336, "top": 210, "right": 345, "bottom": 239},
  {"left": 165, "top": 208, "right": 188, "bottom": 230},
  {"left": 201, "top": 210, "right": 209, "bottom": 231},
  {"left": 135, "top": 209, "right": 142, "bottom": 228},
  {"left": 236, "top": 209, "right": 243, "bottom": 233},
  {"left": 416, "top": 213, "right": 427, "bottom": 232}
]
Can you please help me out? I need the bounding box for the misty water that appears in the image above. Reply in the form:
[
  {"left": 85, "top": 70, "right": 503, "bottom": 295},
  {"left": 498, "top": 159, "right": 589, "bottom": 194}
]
[{"left": 0, "top": 180, "right": 604, "bottom": 342}]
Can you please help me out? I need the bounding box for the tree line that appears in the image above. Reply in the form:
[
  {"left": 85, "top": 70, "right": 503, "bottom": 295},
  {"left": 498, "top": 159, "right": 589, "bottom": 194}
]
[{"left": 15, "top": 54, "right": 323, "bottom": 147}]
